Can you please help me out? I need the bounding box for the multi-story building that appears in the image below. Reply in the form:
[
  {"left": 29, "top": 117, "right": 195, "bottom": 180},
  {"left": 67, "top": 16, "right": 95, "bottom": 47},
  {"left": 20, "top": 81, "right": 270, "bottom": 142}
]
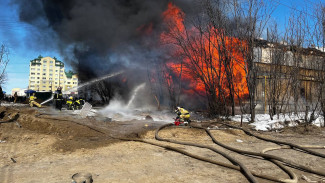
[
  {"left": 64, "top": 71, "right": 79, "bottom": 93},
  {"left": 28, "top": 56, "right": 78, "bottom": 92}
]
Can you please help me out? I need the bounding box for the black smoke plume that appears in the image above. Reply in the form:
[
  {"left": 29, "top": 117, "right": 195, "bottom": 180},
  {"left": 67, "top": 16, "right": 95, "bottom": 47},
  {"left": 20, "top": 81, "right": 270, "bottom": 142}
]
[{"left": 13, "top": 0, "right": 197, "bottom": 105}]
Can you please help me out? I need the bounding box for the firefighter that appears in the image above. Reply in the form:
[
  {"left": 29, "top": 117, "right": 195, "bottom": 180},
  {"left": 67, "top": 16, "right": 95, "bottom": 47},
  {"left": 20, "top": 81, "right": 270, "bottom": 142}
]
[
  {"left": 79, "top": 98, "right": 85, "bottom": 106},
  {"left": 66, "top": 96, "right": 74, "bottom": 110},
  {"left": 74, "top": 98, "right": 81, "bottom": 110},
  {"left": 14, "top": 92, "right": 18, "bottom": 103},
  {"left": 175, "top": 106, "right": 191, "bottom": 123},
  {"left": 29, "top": 93, "right": 42, "bottom": 107},
  {"left": 54, "top": 87, "right": 63, "bottom": 110}
]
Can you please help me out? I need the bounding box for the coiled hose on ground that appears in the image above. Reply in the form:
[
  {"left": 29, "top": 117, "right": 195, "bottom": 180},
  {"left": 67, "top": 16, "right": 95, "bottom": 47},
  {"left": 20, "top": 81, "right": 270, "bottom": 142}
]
[{"left": 119, "top": 122, "right": 325, "bottom": 183}]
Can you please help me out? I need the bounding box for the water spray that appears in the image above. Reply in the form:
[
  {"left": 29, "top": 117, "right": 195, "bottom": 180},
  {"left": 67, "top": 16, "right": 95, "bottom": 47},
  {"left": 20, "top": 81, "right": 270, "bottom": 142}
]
[
  {"left": 127, "top": 83, "right": 146, "bottom": 108},
  {"left": 70, "top": 71, "right": 124, "bottom": 91},
  {"left": 40, "top": 95, "right": 54, "bottom": 105},
  {"left": 40, "top": 71, "right": 124, "bottom": 105}
]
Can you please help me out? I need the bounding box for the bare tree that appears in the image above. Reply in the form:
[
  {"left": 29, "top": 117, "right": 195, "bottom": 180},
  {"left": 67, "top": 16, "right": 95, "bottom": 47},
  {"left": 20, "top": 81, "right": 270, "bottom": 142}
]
[
  {"left": 160, "top": 0, "right": 275, "bottom": 118},
  {"left": 0, "top": 45, "right": 9, "bottom": 84},
  {"left": 0, "top": 44, "right": 9, "bottom": 103},
  {"left": 208, "top": 0, "right": 276, "bottom": 121}
]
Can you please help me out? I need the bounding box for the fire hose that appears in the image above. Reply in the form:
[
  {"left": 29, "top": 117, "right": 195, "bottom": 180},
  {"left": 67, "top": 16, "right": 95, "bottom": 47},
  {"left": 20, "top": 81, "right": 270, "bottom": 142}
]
[
  {"left": 191, "top": 124, "right": 325, "bottom": 177},
  {"left": 155, "top": 123, "right": 299, "bottom": 183},
  {"left": 218, "top": 122, "right": 325, "bottom": 158},
  {"left": 119, "top": 122, "right": 325, "bottom": 183},
  {"left": 121, "top": 136, "right": 288, "bottom": 183}
]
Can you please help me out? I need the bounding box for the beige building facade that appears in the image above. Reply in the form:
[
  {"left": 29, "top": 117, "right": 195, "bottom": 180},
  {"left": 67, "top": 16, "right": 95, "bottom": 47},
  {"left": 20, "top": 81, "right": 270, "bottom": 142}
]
[
  {"left": 28, "top": 56, "right": 78, "bottom": 92},
  {"left": 63, "top": 71, "right": 79, "bottom": 93}
]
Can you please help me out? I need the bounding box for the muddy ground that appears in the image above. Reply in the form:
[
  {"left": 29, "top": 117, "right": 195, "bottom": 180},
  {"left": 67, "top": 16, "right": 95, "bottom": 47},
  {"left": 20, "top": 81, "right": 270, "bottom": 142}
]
[{"left": 0, "top": 105, "right": 325, "bottom": 183}]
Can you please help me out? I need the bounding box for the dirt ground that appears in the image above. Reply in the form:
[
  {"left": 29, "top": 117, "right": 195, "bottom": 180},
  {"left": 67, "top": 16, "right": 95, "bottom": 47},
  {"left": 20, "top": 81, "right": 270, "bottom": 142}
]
[{"left": 0, "top": 105, "right": 325, "bottom": 183}]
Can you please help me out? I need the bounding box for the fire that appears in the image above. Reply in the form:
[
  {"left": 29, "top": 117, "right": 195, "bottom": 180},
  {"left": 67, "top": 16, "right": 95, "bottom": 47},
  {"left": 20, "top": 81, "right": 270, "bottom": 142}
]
[{"left": 160, "top": 2, "right": 248, "bottom": 99}]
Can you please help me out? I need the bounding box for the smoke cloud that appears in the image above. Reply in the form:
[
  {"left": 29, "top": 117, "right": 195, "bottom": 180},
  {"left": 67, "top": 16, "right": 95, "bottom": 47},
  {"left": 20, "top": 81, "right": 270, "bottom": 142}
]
[{"left": 13, "top": 0, "right": 198, "bottom": 105}]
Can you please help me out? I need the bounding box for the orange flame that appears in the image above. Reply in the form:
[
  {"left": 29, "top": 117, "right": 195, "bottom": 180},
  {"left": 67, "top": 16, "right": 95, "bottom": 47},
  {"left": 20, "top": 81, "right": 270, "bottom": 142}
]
[{"left": 161, "top": 2, "right": 248, "bottom": 99}]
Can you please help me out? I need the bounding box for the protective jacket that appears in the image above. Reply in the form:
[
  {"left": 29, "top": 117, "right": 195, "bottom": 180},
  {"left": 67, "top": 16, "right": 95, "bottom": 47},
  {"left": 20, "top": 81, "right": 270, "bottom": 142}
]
[
  {"left": 29, "top": 95, "right": 36, "bottom": 102},
  {"left": 54, "top": 93, "right": 63, "bottom": 100},
  {"left": 176, "top": 107, "right": 190, "bottom": 121},
  {"left": 177, "top": 108, "right": 189, "bottom": 115},
  {"left": 29, "top": 95, "right": 41, "bottom": 107},
  {"left": 66, "top": 99, "right": 73, "bottom": 105},
  {"left": 75, "top": 99, "right": 81, "bottom": 105}
]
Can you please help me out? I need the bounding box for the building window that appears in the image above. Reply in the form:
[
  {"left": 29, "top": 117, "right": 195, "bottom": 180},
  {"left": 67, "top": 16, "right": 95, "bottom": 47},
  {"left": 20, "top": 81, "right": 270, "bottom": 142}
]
[
  {"left": 49, "top": 74, "right": 53, "bottom": 76},
  {"left": 37, "top": 77, "right": 40, "bottom": 79},
  {"left": 49, "top": 78, "right": 52, "bottom": 80},
  {"left": 42, "top": 77, "right": 46, "bottom": 79},
  {"left": 55, "top": 82, "right": 58, "bottom": 84},
  {"left": 50, "top": 61, "right": 53, "bottom": 63},
  {"left": 49, "top": 69, "right": 53, "bottom": 72},
  {"left": 43, "top": 73, "right": 46, "bottom": 76},
  {"left": 55, "top": 70, "right": 58, "bottom": 72},
  {"left": 31, "top": 73, "right": 35, "bottom": 75},
  {"left": 31, "top": 68, "right": 35, "bottom": 71},
  {"left": 30, "top": 81, "right": 35, "bottom": 84},
  {"left": 37, "top": 69, "right": 40, "bottom": 71},
  {"left": 43, "top": 69, "right": 46, "bottom": 71},
  {"left": 37, "top": 73, "right": 40, "bottom": 75},
  {"left": 30, "top": 77, "right": 35, "bottom": 79}
]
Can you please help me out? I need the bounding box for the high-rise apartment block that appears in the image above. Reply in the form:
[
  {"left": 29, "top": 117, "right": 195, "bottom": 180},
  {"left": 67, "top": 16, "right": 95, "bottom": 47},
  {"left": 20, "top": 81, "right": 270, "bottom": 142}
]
[{"left": 28, "top": 56, "right": 78, "bottom": 92}]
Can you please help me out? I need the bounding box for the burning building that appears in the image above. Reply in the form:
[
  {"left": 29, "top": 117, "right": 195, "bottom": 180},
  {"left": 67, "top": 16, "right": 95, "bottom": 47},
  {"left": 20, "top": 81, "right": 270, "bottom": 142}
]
[{"left": 254, "top": 40, "right": 325, "bottom": 114}]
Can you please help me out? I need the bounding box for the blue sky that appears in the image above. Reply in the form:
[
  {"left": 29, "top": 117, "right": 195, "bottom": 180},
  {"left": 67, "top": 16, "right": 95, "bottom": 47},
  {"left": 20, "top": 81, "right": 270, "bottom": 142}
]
[
  {"left": 0, "top": 0, "right": 65, "bottom": 93},
  {"left": 0, "top": 0, "right": 321, "bottom": 93}
]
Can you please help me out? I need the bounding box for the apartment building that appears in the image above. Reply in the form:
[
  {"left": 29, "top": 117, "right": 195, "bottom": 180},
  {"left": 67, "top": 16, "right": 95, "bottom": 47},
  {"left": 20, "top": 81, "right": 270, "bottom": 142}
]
[
  {"left": 64, "top": 71, "right": 78, "bottom": 92},
  {"left": 28, "top": 56, "right": 78, "bottom": 92}
]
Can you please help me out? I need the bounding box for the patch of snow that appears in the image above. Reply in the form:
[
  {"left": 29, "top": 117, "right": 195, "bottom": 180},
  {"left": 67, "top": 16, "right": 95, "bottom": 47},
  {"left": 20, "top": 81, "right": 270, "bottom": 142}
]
[
  {"left": 314, "top": 116, "right": 324, "bottom": 127},
  {"left": 230, "top": 112, "right": 324, "bottom": 131}
]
